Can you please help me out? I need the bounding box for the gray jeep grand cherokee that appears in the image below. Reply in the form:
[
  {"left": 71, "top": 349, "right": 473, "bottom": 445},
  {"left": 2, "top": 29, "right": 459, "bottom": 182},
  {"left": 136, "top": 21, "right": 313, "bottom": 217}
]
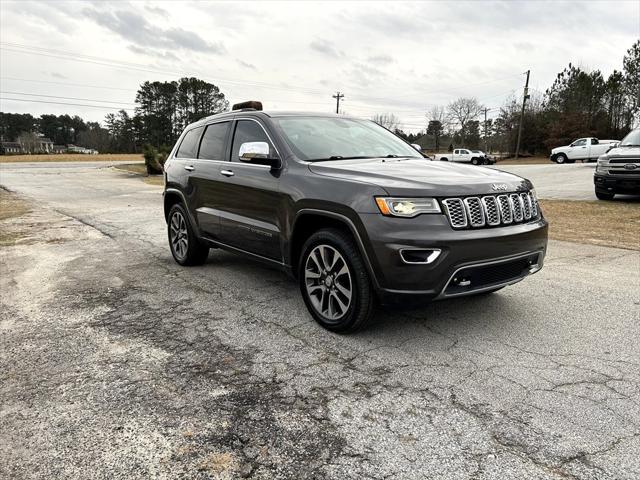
[{"left": 163, "top": 103, "right": 548, "bottom": 332}]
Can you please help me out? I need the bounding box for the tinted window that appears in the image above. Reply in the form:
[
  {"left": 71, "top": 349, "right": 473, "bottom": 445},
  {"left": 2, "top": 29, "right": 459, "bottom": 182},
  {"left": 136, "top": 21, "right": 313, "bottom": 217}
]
[
  {"left": 176, "top": 126, "right": 204, "bottom": 158},
  {"left": 199, "top": 122, "right": 229, "bottom": 160},
  {"left": 573, "top": 139, "right": 587, "bottom": 147},
  {"left": 231, "top": 120, "right": 275, "bottom": 162}
]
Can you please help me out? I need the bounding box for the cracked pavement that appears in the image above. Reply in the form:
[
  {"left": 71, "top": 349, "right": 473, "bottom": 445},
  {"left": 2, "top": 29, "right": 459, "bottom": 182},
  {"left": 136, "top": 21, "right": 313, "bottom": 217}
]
[{"left": 1, "top": 161, "right": 639, "bottom": 479}]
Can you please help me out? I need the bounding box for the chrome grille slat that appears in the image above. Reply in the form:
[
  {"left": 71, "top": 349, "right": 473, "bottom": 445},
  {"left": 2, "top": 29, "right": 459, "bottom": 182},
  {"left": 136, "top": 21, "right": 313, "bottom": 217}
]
[
  {"left": 482, "top": 196, "right": 500, "bottom": 226},
  {"left": 509, "top": 194, "right": 524, "bottom": 222},
  {"left": 442, "top": 191, "right": 539, "bottom": 229},
  {"left": 520, "top": 192, "right": 532, "bottom": 220},
  {"left": 529, "top": 192, "right": 538, "bottom": 218},
  {"left": 463, "top": 197, "right": 485, "bottom": 227},
  {"left": 442, "top": 198, "right": 467, "bottom": 228},
  {"left": 497, "top": 195, "right": 513, "bottom": 224}
]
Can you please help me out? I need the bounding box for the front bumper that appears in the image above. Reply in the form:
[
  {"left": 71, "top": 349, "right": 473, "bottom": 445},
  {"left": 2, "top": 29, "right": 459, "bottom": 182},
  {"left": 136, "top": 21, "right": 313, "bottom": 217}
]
[
  {"left": 358, "top": 213, "right": 548, "bottom": 303},
  {"left": 594, "top": 173, "right": 640, "bottom": 194}
]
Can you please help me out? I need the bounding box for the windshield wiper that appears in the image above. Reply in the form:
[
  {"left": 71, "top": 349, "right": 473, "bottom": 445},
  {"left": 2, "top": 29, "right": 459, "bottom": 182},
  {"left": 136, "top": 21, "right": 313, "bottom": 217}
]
[
  {"left": 311, "top": 155, "right": 375, "bottom": 161},
  {"left": 620, "top": 144, "right": 640, "bottom": 147}
]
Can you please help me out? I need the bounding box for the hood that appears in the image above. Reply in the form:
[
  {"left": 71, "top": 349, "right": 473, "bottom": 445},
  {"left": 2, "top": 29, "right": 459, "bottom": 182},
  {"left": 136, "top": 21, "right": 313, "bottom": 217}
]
[
  {"left": 308, "top": 158, "right": 531, "bottom": 196},
  {"left": 604, "top": 146, "right": 640, "bottom": 160}
]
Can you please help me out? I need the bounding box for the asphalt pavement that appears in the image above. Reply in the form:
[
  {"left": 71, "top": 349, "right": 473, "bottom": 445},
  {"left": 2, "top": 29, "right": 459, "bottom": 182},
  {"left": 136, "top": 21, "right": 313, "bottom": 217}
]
[
  {"left": 1, "top": 161, "right": 639, "bottom": 479},
  {"left": 489, "top": 162, "right": 600, "bottom": 200}
]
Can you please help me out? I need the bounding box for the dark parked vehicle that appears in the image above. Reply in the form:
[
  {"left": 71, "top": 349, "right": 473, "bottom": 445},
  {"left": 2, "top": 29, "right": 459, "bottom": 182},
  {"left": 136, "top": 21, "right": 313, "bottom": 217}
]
[
  {"left": 163, "top": 104, "right": 548, "bottom": 332},
  {"left": 594, "top": 128, "right": 640, "bottom": 200}
]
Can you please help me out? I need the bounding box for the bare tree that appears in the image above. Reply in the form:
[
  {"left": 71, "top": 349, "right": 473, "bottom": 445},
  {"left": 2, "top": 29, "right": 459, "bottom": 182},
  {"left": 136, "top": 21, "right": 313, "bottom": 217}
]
[
  {"left": 17, "top": 131, "right": 40, "bottom": 154},
  {"left": 447, "top": 97, "right": 483, "bottom": 145},
  {"left": 426, "top": 106, "right": 447, "bottom": 151},
  {"left": 371, "top": 113, "right": 400, "bottom": 131}
]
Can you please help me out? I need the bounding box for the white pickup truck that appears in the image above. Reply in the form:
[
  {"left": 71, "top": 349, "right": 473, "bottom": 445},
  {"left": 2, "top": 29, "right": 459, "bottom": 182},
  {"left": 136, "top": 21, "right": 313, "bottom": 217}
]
[
  {"left": 433, "top": 148, "right": 488, "bottom": 165},
  {"left": 550, "top": 137, "right": 619, "bottom": 164}
]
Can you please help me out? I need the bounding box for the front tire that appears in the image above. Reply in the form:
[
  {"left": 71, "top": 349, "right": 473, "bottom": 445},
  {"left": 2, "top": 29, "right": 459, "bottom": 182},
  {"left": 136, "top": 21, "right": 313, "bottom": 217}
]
[
  {"left": 471, "top": 157, "right": 480, "bottom": 165},
  {"left": 299, "top": 229, "right": 375, "bottom": 333},
  {"left": 167, "top": 203, "right": 209, "bottom": 266},
  {"left": 595, "top": 190, "right": 615, "bottom": 201},
  {"left": 555, "top": 153, "right": 568, "bottom": 164}
]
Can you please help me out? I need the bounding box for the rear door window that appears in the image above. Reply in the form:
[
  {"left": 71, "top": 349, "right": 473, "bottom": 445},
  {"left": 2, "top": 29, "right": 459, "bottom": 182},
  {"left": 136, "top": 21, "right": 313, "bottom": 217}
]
[
  {"left": 198, "top": 122, "right": 230, "bottom": 161},
  {"left": 176, "top": 126, "right": 204, "bottom": 158}
]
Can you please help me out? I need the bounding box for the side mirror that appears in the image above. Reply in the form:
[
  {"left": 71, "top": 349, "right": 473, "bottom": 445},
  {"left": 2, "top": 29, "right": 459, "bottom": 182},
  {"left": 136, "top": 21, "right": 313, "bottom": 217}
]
[
  {"left": 239, "top": 141, "right": 281, "bottom": 168},
  {"left": 411, "top": 143, "right": 422, "bottom": 152}
]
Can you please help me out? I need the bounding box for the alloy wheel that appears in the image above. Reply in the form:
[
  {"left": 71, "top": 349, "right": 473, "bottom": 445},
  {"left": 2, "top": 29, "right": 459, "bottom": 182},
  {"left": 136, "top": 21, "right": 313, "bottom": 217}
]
[
  {"left": 304, "top": 245, "right": 353, "bottom": 321},
  {"left": 170, "top": 211, "right": 188, "bottom": 260}
]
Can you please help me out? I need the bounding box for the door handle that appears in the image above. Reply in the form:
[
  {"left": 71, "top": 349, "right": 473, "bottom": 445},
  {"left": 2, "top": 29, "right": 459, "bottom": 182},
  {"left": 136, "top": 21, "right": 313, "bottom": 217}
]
[
  {"left": 221, "top": 169, "right": 235, "bottom": 177},
  {"left": 184, "top": 165, "right": 195, "bottom": 171}
]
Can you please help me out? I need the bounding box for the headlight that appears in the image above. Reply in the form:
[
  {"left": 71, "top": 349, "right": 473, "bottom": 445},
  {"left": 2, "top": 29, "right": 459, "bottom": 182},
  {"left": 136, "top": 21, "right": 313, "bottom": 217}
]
[
  {"left": 596, "top": 155, "right": 609, "bottom": 174},
  {"left": 529, "top": 188, "right": 537, "bottom": 201},
  {"left": 375, "top": 197, "right": 441, "bottom": 217}
]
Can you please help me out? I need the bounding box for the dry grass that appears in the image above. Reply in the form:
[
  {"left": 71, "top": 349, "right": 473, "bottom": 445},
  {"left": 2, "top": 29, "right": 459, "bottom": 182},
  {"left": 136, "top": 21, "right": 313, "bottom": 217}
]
[
  {"left": 0, "top": 189, "right": 32, "bottom": 245},
  {"left": 540, "top": 199, "right": 640, "bottom": 250},
  {"left": 496, "top": 156, "right": 552, "bottom": 165},
  {"left": 0, "top": 153, "right": 143, "bottom": 163},
  {"left": 113, "top": 163, "right": 148, "bottom": 175},
  {"left": 112, "top": 163, "right": 164, "bottom": 186},
  {"left": 0, "top": 189, "right": 30, "bottom": 221}
]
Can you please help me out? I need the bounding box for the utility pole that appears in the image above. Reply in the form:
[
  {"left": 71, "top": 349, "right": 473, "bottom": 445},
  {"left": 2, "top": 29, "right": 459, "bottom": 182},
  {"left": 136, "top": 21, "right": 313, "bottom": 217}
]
[
  {"left": 514, "top": 69, "right": 530, "bottom": 160},
  {"left": 482, "top": 107, "right": 489, "bottom": 152},
  {"left": 332, "top": 91, "right": 344, "bottom": 114}
]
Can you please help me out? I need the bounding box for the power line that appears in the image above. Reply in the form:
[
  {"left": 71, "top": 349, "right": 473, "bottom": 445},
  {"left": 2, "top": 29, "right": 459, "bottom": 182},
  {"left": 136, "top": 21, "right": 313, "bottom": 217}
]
[
  {"left": 1, "top": 91, "right": 136, "bottom": 105},
  {"left": 1, "top": 42, "right": 527, "bottom": 110},
  {"left": 0, "top": 97, "right": 135, "bottom": 111},
  {"left": 0, "top": 76, "right": 135, "bottom": 92}
]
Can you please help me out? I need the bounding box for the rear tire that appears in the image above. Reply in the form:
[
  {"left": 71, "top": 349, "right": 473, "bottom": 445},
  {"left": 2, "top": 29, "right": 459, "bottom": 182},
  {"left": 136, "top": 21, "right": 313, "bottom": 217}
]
[
  {"left": 168, "top": 203, "right": 209, "bottom": 266},
  {"left": 555, "top": 153, "right": 568, "bottom": 164},
  {"left": 298, "top": 228, "right": 375, "bottom": 333},
  {"left": 440, "top": 157, "right": 448, "bottom": 161},
  {"left": 595, "top": 190, "right": 615, "bottom": 201}
]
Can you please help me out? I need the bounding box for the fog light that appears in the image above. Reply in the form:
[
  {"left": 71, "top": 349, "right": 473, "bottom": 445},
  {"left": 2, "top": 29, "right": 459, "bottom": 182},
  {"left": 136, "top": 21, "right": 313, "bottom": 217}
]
[{"left": 399, "top": 248, "right": 441, "bottom": 264}]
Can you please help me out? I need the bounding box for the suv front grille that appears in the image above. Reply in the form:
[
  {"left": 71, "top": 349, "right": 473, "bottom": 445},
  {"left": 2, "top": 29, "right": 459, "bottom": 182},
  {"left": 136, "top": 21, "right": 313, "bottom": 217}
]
[{"left": 442, "top": 191, "right": 539, "bottom": 229}]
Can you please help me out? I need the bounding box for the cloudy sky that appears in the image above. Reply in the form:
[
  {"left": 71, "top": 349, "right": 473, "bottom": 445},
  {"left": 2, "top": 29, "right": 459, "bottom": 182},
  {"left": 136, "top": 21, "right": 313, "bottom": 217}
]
[{"left": 1, "top": 0, "right": 638, "bottom": 131}]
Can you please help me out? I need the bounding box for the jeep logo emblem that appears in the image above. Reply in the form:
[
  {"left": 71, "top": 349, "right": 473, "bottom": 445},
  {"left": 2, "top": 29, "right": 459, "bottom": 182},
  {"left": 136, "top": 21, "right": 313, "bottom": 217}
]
[
  {"left": 491, "top": 183, "right": 508, "bottom": 191},
  {"left": 624, "top": 164, "right": 637, "bottom": 170}
]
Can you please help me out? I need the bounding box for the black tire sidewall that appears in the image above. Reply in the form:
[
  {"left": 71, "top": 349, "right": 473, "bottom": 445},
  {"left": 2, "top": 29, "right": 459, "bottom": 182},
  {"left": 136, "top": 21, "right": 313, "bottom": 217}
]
[
  {"left": 298, "top": 229, "right": 373, "bottom": 333},
  {"left": 167, "top": 203, "right": 208, "bottom": 266},
  {"left": 556, "top": 154, "right": 567, "bottom": 164},
  {"left": 595, "top": 190, "right": 614, "bottom": 200}
]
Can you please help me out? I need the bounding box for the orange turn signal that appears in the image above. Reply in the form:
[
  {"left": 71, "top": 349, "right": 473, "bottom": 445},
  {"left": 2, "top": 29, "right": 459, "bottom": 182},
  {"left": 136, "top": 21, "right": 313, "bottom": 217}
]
[{"left": 375, "top": 197, "right": 392, "bottom": 215}]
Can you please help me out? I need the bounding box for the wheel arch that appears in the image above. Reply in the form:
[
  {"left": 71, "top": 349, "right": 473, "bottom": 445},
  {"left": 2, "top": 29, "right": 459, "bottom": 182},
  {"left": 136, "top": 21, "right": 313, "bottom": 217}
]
[
  {"left": 289, "top": 209, "right": 380, "bottom": 289},
  {"left": 164, "top": 188, "right": 203, "bottom": 238},
  {"left": 164, "top": 189, "right": 184, "bottom": 221}
]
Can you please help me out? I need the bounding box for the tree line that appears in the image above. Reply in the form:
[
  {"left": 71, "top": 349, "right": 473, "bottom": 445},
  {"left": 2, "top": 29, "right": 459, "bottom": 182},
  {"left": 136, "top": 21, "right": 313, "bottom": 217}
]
[
  {"left": 0, "top": 77, "right": 230, "bottom": 153},
  {"left": 384, "top": 40, "right": 639, "bottom": 154}
]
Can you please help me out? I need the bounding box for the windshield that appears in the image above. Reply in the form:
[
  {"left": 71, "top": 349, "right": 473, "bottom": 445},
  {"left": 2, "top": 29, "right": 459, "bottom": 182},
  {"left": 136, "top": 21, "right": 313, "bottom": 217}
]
[
  {"left": 272, "top": 116, "right": 422, "bottom": 161},
  {"left": 620, "top": 129, "right": 640, "bottom": 146}
]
